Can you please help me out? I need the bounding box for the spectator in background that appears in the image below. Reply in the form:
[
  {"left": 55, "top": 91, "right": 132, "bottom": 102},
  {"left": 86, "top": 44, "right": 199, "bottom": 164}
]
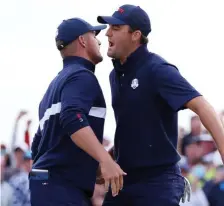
[
  {"left": 9, "top": 150, "right": 32, "bottom": 206},
  {"left": 205, "top": 165, "right": 224, "bottom": 206},
  {"left": 24, "top": 120, "right": 32, "bottom": 148},
  {"left": 13, "top": 118, "right": 32, "bottom": 170},
  {"left": 179, "top": 155, "right": 209, "bottom": 206},
  {"left": 11, "top": 111, "right": 27, "bottom": 147},
  {"left": 198, "top": 134, "right": 217, "bottom": 157},
  {"left": 185, "top": 137, "right": 203, "bottom": 166},
  {"left": 14, "top": 146, "right": 26, "bottom": 170},
  {"left": 189, "top": 161, "right": 212, "bottom": 189},
  {"left": 4, "top": 143, "right": 29, "bottom": 181},
  {"left": 1, "top": 144, "right": 7, "bottom": 156},
  {"left": 1, "top": 155, "right": 13, "bottom": 206},
  {"left": 181, "top": 115, "right": 202, "bottom": 155},
  {"left": 179, "top": 154, "right": 209, "bottom": 206},
  {"left": 198, "top": 133, "right": 223, "bottom": 182},
  {"left": 4, "top": 117, "right": 31, "bottom": 182},
  {"left": 185, "top": 134, "right": 218, "bottom": 183},
  {"left": 200, "top": 157, "right": 217, "bottom": 187},
  {"left": 180, "top": 132, "right": 223, "bottom": 206},
  {"left": 179, "top": 176, "right": 209, "bottom": 206},
  {"left": 179, "top": 156, "right": 190, "bottom": 177},
  {"left": 0, "top": 144, "right": 11, "bottom": 168},
  {"left": 4, "top": 153, "right": 11, "bottom": 168},
  {"left": 177, "top": 127, "right": 186, "bottom": 155}
]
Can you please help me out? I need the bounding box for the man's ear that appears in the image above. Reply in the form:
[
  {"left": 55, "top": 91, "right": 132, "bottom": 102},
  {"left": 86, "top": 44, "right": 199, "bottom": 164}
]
[
  {"left": 132, "top": 30, "right": 141, "bottom": 42},
  {"left": 78, "top": 35, "right": 86, "bottom": 48}
]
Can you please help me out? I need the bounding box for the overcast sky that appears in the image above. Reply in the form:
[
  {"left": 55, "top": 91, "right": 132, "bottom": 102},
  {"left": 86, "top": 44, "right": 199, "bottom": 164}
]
[{"left": 0, "top": 0, "right": 223, "bottom": 147}]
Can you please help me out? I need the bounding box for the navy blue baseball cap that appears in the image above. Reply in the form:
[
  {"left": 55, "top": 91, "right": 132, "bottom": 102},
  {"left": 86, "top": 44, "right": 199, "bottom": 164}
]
[
  {"left": 97, "top": 4, "right": 151, "bottom": 36},
  {"left": 56, "top": 18, "right": 107, "bottom": 50}
]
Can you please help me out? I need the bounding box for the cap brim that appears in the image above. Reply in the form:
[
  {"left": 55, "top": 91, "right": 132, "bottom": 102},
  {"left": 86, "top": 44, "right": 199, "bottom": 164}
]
[
  {"left": 91, "top": 25, "right": 107, "bottom": 36},
  {"left": 97, "top": 16, "right": 126, "bottom": 25}
]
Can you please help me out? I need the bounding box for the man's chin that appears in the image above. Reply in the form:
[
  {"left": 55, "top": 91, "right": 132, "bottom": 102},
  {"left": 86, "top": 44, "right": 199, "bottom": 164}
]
[
  {"left": 107, "top": 50, "right": 115, "bottom": 58},
  {"left": 94, "top": 55, "right": 103, "bottom": 64}
]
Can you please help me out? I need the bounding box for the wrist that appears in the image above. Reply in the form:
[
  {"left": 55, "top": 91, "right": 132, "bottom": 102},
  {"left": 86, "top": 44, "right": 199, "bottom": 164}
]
[{"left": 98, "top": 151, "right": 112, "bottom": 164}]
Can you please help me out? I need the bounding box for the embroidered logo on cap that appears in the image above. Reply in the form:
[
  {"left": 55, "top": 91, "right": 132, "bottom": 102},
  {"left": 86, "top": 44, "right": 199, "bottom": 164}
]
[{"left": 118, "top": 8, "right": 124, "bottom": 13}]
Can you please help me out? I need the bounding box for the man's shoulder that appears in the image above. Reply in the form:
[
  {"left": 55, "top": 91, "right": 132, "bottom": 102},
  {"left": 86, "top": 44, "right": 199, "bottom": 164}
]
[
  {"left": 57, "top": 66, "right": 97, "bottom": 88},
  {"left": 61, "top": 65, "right": 94, "bottom": 77},
  {"left": 136, "top": 52, "right": 178, "bottom": 79},
  {"left": 149, "top": 52, "right": 168, "bottom": 63},
  {"left": 148, "top": 52, "right": 178, "bottom": 71}
]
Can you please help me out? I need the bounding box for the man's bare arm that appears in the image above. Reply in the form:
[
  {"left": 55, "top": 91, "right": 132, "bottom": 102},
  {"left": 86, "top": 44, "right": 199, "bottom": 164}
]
[
  {"left": 71, "top": 126, "right": 112, "bottom": 163},
  {"left": 185, "top": 96, "right": 224, "bottom": 161},
  {"left": 71, "top": 126, "right": 126, "bottom": 196}
]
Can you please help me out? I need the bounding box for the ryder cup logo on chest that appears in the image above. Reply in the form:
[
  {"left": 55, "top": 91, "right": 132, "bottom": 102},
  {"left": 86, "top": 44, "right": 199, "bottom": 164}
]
[{"left": 131, "top": 78, "right": 139, "bottom": 89}]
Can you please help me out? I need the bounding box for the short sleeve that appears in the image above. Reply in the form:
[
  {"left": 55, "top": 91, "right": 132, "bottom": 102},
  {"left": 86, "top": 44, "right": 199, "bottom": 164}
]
[{"left": 154, "top": 64, "right": 201, "bottom": 111}]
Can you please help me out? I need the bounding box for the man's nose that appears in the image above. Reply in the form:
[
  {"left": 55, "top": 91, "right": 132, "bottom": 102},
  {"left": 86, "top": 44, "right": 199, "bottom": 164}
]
[
  {"left": 106, "top": 27, "right": 112, "bottom": 37},
  {"left": 97, "top": 38, "right": 101, "bottom": 46}
]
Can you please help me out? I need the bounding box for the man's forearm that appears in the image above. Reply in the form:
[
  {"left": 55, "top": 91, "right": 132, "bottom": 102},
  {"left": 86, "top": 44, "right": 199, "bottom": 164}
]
[
  {"left": 197, "top": 105, "right": 224, "bottom": 154},
  {"left": 71, "top": 126, "right": 112, "bottom": 163},
  {"left": 188, "top": 97, "right": 224, "bottom": 156}
]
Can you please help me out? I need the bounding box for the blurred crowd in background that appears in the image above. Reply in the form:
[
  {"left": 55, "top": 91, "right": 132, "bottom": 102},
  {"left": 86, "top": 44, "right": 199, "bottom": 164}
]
[
  {"left": 177, "top": 112, "right": 224, "bottom": 206},
  {"left": 1, "top": 110, "right": 224, "bottom": 206}
]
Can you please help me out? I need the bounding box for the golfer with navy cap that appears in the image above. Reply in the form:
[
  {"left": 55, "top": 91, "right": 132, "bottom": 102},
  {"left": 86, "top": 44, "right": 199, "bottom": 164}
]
[
  {"left": 97, "top": 4, "right": 224, "bottom": 206},
  {"left": 29, "top": 18, "right": 126, "bottom": 206}
]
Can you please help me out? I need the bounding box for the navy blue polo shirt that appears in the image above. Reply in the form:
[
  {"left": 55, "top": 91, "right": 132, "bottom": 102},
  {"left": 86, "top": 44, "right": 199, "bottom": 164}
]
[
  {"left": 31, "top": 56, "right": 106, "bottom": 195},
  {"left": 110, "top": 45, "right": 201, "bottom": 173}
]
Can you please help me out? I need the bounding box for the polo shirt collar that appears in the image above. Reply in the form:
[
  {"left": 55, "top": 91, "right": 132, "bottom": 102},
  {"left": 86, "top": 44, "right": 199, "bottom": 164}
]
[
  {"left": 63, "top": 56, "right": 95, "bottom": 73},
  {"left": 112, "top": 45, "right": 149, "bottom": 73}
]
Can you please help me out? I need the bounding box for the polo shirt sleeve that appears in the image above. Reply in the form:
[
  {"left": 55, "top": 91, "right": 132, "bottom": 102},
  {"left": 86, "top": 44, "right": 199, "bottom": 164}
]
[
  {"left": 154, "top": 64, "right": 201, "bottom": 112},
  {"left": 60, "top": 70, "right": 99, "bottom": 136}
]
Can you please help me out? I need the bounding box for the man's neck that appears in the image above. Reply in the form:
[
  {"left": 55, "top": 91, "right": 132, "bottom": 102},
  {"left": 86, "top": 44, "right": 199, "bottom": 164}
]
[
  {"left": 62, "top": 53, "right": 95, "bottom": 65},
  {"left": 119, "top": 44, "right": 141, "bottom": 64}
]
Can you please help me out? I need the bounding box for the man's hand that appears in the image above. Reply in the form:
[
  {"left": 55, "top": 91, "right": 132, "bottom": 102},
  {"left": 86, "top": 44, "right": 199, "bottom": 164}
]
[
  {"left": 71, "top": 127, "right": 126, "bottom": 196},
  {"left": 99, "top": 158, "right": 127, "bottom": 197},
  {"left": 96, "top": 147, "right": 115, "bottom": 185},
  {"left": 96, "top": 166, "right": 104, "bottom": 185}
]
